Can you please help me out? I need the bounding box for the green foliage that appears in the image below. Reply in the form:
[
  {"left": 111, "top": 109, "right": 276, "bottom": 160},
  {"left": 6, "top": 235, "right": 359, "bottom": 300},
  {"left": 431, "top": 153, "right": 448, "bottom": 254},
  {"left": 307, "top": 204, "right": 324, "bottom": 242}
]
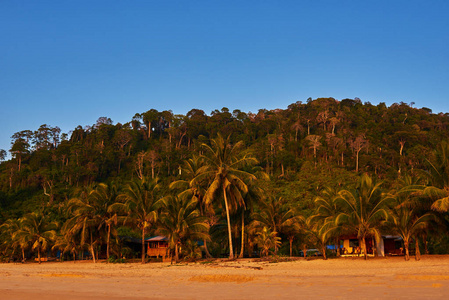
[{"left": 1, "top": 99, "right": 449, "bottom": 259}]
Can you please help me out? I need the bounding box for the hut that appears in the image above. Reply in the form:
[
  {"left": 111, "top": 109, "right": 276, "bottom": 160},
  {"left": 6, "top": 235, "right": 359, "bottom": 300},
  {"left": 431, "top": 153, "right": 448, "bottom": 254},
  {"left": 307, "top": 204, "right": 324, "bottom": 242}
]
[{"left": 146, "top": 236, "right": 169, "bottom": 261}]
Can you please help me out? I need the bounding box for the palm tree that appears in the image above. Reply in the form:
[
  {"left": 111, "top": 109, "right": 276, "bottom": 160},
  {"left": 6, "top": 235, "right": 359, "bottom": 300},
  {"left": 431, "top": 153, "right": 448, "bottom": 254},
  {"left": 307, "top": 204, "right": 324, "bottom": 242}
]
[
  {"left": 304, "top": 216, "right": 335, "bottom": 260},
  {"left": 170, "top": 155, "right": 213, "bottom": 257},
  {"left": 52, "top": 230, "right": 80, "bottom": 262},
  {"left": 312, "top": 187, "right": 342, "bottom": 256},
  {"left": 335, "top": 174, "right": 393, "bottom": 260},
  {"left": 65, "top": 186, "right": 109, "bottom": 263},
  {"left": 237, "top": 171, "right": 267, "bottom": 258},
  {"left": 252, "top": 196, "right": 296, "bottom": 255},
  {"left": 157, "top": 196, "right": 209, "bottom": 263},
  {"left": 423, "top": 141, "right": 449, "bottom": 212},
  {"left": 89, "top": 182, "right": 120, "bottom": 260},
  {"left": 118, "top": 178, "right": 161, "bottom": 263},
  {"left": 0, "top": 218, "right": 26, "bottom": 262},
  {"left": 254, "top": 226, "right": 281, "bottom": 257},
  {"left": 15, "top": 212, "right": 57, "bottom": 264},
  {"left": 388, "top": 207, "right": 434, "bottom": 261},
  {"left": 198, "top": 134, "right": 258, "bottom": 259}
]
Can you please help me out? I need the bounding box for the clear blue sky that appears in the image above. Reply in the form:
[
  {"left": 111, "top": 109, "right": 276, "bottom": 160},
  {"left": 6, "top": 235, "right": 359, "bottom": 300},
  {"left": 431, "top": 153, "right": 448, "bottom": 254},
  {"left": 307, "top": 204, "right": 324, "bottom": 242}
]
[{"left": 1, "top": 0, "right": 448, "bottom": 156}]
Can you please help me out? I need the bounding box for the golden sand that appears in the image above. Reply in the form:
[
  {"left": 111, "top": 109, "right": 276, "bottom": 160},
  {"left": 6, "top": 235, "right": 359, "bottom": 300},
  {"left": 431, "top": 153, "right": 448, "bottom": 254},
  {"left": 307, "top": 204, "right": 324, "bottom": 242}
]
[{"left": 1, "top": 255, "right": 448, "bottom": 299}]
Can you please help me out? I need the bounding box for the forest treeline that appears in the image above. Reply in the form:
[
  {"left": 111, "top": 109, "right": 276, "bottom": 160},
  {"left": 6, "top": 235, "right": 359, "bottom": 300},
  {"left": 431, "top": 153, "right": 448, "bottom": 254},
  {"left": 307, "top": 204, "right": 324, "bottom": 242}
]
[{"left": 1, "top": 97, "right": 449, "bottom": 262}]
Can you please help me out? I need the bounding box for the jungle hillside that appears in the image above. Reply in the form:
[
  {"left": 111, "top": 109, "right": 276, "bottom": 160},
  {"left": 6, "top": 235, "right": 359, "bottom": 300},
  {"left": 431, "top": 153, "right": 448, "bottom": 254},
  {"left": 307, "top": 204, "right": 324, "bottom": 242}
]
[{"left": 1, "top": 97, "right": 449, "bottom": 262}]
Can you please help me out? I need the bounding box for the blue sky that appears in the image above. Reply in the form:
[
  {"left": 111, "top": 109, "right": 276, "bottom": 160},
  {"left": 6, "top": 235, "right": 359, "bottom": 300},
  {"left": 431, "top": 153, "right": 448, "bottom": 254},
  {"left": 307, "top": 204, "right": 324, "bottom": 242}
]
[{"left": 1, "top": 0, "right": 448, "bottom": 156}]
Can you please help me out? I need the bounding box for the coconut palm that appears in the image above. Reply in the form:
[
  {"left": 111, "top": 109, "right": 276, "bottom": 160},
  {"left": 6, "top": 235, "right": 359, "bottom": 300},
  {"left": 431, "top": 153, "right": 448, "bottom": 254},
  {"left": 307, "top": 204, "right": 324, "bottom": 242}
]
[
  {"left": 335, "top": 174, "right": 393, "bottom": 260},
  {"left": 388, "top": 207, "right": 434, "bottom": 261},
  {"left": 423, "top": 141, "right": 449, "bottom": 212},
  {"left": 65, "top": 185, "right": 112, "bottom": 263},
  {"left": 252, "top": 196, "right": 296, "bottom": 255},
  {"left": 0, "top": 218, "right": 26, "bottom": 262},
  {"left": 53, "top": 217, "right": 84, "bottom": 263},
  {"left": 170, "top": 155, "right": 213, "bottom": 257},
  {"left": 312, "top": 186, "right": 343, "bottom": 256},
  {"left": 15, "top": 212, "right": 57, "bottom": 264},
  {"left": 237, "top": 171, "right": 267, "bottom": 258},
  {"left": 118, "top": 177, "right": 161, "bottom": 263},
  {"left": 89, "top": 182, "right": 121, "bottom": 260},
  {"left": 197, "top": 134, "right": 258, "bottom": 259},
  {"left": 254, "top": 226, "right": 281, "bottom": 257},
  {"left": 157, "top": 196, "right": 209, "bottom": 263},
  {"left": 304, "top": 216, "right": 335, "bottom": 260}
]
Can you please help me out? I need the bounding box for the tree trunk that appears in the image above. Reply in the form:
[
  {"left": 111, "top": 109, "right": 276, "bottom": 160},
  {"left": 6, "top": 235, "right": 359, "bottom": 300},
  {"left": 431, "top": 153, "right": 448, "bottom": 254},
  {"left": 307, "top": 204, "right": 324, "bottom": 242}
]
[
  {"left": 90, "top": 231, "right": 96, "bottom": 263},
  {"left": 303, "top": 247, "right": 307, "bottom": 258},
  {"left": 239, "top": 210, "right": 245, "bottom": 258},
  {"left": 223, "top": 186, "right": 234, "bottom": 259},
  {"left": 335, "top": 239, "right": 340, "bottom": 257},
  {"left": 289, "top": 238, "right": 293, "bottom": 257},
  {"left": 38, "top": 248, "right": 41, "bottom": 264},
  {"left": 322, "top": 245, "right": 327, "bottom": 260},
  {"left": 404, "top": 241, "right": 410, "bottom": 261},
  {"left": 203, "top": 239, "right": 212, "bottom": 258},
  {"left": 141, "top": 227, "right": 146, "bottom": 264},
  {"left": 106, "top": 223, "right": 111, "bottom": 261},
  {"left": 415, "top": 238, "right": 421, "bottom": 261},
  {"left": 175, "top": 243, "right": 179, "bottom": 263},
  {"left": 90, "top": 245, "right": 96, "bottom": 263},
  {"left": 362, "top": 237, "right": 367, "bottom": 260},
  {"left": 22, "top": 248, "right": 25, "bottom": 263}
]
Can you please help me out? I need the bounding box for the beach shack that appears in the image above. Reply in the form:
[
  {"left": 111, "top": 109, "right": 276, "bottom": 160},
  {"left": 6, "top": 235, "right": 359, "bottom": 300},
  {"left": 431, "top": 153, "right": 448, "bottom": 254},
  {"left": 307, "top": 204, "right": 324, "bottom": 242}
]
[
  {"left": 146, "top": 236, "right": 169, "bottom": 261},
  {"left": 339, "top": 235, "right": 403, "bottom": 257},
  {"left": 339, "top": 235, "right": 376, "bottom": 257}
]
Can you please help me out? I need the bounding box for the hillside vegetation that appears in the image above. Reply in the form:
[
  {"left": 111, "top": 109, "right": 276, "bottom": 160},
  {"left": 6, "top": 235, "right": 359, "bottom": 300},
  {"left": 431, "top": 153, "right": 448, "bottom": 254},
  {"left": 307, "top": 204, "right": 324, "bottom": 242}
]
[{"left": 1, "top": 98, "right": 449, "bottom": 262}]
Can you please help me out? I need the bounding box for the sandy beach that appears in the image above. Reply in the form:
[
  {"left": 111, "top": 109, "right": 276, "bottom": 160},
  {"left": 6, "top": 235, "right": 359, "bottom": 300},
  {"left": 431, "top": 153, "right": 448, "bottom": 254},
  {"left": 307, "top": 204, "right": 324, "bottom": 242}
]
[{"left": 1, "top": 255, "right": 449, "bottom": 299}]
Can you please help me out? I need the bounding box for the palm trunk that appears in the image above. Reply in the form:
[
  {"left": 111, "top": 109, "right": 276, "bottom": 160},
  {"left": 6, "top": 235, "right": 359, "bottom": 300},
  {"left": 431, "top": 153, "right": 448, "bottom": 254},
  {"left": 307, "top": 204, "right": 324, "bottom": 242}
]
[
  {"left": 289, "top": 237, "right": 293, "bottom": 257},
  {"left": 175, "top": 243, "right": 179, "bottom": 263},
  {"left": 107, "top": 224, "right": 111, "bottom": 261},
  {"left": 362, "top": 237, "right": 367, "bottom": 260},
  {"left": 38, "top": 248, "right": 41, "bottom": 264},
  {"left": 90, "top": 245, "right": 96, "bottom": 263},
  {"left": 303, "top": 247, "right": 307, "bottom": 258},
  {"left": 90, "top": 231, "right": 96, "bottom": 263},
  {"left": 415, "top": 238, "right": 421, "bottom": 261},
  {"left": 404, "top": 240, "right": 410, "bottom": 261},
  {"left": 141, "top": 227, "right": 146, "bottom": 264},
  {"left": 203, "top": 239, "right": 212, "bottom": 258},
  {"left": 321, "top": 245, "right": 327, "bottom": 260},
  {"left": 223, "top": 186, "right": 234, "bottom": 259},
  {"left": 22, "top": 248, "right": 25, "bottom": 263},
  {"left": 239, "top": 210, "right": 245, "bottom": 258}
]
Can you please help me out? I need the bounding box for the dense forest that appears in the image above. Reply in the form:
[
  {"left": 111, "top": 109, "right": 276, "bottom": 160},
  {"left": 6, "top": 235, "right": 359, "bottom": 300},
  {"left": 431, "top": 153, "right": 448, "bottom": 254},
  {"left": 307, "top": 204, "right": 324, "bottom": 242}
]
[{"left": 1, "top": 97, "right": 449, "bottom": 263}]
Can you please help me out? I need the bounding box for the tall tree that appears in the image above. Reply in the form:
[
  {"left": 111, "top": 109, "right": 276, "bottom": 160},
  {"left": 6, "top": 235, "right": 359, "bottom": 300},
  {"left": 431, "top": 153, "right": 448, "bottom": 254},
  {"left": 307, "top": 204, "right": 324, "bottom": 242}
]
[
  {"left": 252, "top": 196, "right": 296, "bottom": 254},
  {"left": 198, "top": 134, "right": 258, "bottom": 259},
  {"left": 424, "top": 141, "right": 449, "bottom": 212},
  {"left": 118, "top": 178, "right": 161, "bottom": 263},
  {"left": 388, "top": 207, "right": 433, "bottom": 261},
  {"left": 89, "top": 182, "right": 121, "bottom": 260},
  {"left": 16, "top": 212, "right": 57, "bottom": 264},
  {"left": 158, "top": 196, "right": 209, "bottom": 263}
]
